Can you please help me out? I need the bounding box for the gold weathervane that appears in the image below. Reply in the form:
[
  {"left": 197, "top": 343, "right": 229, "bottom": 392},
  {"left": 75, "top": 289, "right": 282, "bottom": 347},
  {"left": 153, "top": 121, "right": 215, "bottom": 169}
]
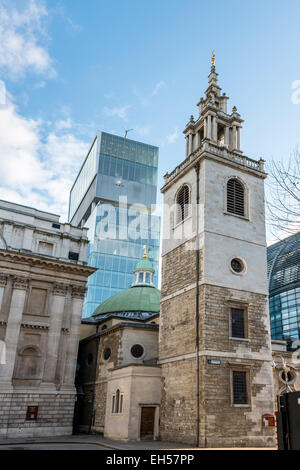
[{"left": 211, "top": 50, "right": 215, "bottom": 67}]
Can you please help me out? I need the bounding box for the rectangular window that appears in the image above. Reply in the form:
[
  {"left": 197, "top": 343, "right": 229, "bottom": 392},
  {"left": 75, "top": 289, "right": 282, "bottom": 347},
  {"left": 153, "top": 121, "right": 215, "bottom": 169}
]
[
  {"left": 69, "top": 251, "right": 79, "bottom": 261},
  {"left": 231, "top": 308, "right": 245, "bottom": 338},
  {"left": 232, "top": 371, "right": 248, "bottom": 405}
]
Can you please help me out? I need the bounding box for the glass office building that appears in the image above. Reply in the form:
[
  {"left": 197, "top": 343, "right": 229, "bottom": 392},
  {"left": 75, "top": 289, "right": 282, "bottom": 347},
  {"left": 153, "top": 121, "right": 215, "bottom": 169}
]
[
  {"left": 267, "top": 232, "right": 300, "bottom": 341},
  {"left": 69, "top": 132, "right": 160, "bottom": 318}
]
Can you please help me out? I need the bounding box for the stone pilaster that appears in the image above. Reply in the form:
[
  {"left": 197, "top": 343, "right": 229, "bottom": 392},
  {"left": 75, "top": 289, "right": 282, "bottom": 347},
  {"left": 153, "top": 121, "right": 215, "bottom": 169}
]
[
  {"left": 224, "top": 126, "right": 229, "bottom": 146},
  {"left": 237, "top": 126, "right": 241, "bottom": 150},
  {"left": 232, "top": 125, "right": 237, "bottom": 149},
  {"left": 203, "top": 117, "right": 206, "bottom": 139},
  {"left": 42, "top": 283, "right": 68, "bottom": 387},
  {"left": 0, "top": 276, "right": 29, "bottom": 387},
  {"left": 0, "top": 274, "right": 8, "bottom": 312},
  {"left": 207, "top": 115, "right": 211, "bottom": 139},
  {"left": 212, "top": 116, "right": 217, "bottom": 141},
  {"left": 188, "top": 133, "right": 193, "bottom": 155},
  {"left": 62, "top": 286, "right": 86, "bottom": 390}
]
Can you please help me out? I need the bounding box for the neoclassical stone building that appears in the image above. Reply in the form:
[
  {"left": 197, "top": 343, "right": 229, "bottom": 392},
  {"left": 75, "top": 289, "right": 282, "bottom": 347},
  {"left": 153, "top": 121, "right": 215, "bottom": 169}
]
[{"left": 0, "top": 199, "right": 95, "bottom": 438}]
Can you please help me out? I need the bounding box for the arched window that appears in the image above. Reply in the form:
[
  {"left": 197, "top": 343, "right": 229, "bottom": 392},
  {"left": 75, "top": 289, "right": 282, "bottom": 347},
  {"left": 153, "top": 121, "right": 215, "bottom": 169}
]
[
  {"left": 227, "top": 178, "right": 245, "bottom": 216},
  {"left": 176, "top": 185, "right": 190, "bottom": 223},
  {"left": 15, "top": 346, "right": 42, "bottom": 380},
  {"left": 112, "top": 389, "right": 123, "bottom": 414}
]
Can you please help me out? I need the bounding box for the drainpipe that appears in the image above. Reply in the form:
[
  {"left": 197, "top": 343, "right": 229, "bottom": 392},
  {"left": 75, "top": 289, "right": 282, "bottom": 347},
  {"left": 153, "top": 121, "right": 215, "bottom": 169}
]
[
  {"left": 195, "top": 162, "right": 200, "bottom": 448},
  {"left": 89, "top": 325, "right": 100, "bottom": 434}
]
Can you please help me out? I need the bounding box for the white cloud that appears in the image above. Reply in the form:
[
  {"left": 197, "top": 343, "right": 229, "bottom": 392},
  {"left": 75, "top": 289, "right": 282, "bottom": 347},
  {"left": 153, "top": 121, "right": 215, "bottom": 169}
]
[
  {"left": 55, "top": 117, "right": 73, "bottom": 131},
  {"left": 103, "top": 105, "right": 131, "bottom": 120},
  {"left": 166, "top": 126, "right": 179, "bottom": 144},
  {"left": 0, "top": 0, "right": 55, "bottom": 80},
  {"left": 0, "top": 98, "right": 89, "bottom": 220},
  {"left": 135, "top": 125, "right": 152, "bottom": 136},
  {"left": 151, "top": 81, "right": 166, "bottom": 96}
]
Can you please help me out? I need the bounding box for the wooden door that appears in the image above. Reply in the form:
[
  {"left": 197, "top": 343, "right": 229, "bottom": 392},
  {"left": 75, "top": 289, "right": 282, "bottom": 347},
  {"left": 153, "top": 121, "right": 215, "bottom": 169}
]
[{"left": 140, "top": 407, "right": 156, "bottom": 440}]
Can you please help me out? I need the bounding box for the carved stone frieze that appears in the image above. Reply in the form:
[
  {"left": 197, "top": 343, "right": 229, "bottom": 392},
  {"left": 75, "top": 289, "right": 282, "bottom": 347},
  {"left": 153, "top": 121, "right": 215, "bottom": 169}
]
[
  {"left": 52, "top": 283, "right": 69, "bottom": 297},
  {"left": 0, "top": 273, "right": 8, "bottom": 288},
  {"left": 71, "top": 285, "right": 87, "bottom": 299},
  {"left": 12, "top": 275, "right": 29, "bottom": 290}
]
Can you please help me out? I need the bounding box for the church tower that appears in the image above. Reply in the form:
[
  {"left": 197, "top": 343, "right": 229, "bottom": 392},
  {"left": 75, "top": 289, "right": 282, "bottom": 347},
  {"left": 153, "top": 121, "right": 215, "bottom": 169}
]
[{"left": 159, "top": 54, "right": 276, "bottom": 447}]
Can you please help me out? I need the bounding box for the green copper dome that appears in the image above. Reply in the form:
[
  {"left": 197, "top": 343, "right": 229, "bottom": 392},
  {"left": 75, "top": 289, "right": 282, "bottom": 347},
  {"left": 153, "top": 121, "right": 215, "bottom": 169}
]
[
  {"left": 92, "top": 285, "right": 160, "bottom": 316},
  {"left": 134, "top": 258, "right": 154, "bottom": 272}
]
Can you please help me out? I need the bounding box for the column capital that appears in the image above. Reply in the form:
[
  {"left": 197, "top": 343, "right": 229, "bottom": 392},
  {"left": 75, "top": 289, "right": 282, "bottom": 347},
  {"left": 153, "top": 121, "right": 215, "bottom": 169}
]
[
  {"left": 52, "top": 283, "right": 69, "bottom": 296},
  {"left": 71, "top": 285, "right": 87, "bottom": 299},
  {"left": 0, "top": 273, "right": 8, "bottom": 288},
  {"left": 12, "top": 276, "right": 29, "bottom": 290}
]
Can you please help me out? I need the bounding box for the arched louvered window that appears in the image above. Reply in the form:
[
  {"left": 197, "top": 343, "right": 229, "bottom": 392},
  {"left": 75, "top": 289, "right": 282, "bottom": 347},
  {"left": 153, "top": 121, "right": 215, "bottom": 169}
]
[
  {"left": 112, "top": 389, "right": 123, "bottom": 413},
  {"left": 176, "top": 185, "right": 190, "bottom": 223},
  {"left": 227, "top": 178, "right": 245, "bottom": 216}
]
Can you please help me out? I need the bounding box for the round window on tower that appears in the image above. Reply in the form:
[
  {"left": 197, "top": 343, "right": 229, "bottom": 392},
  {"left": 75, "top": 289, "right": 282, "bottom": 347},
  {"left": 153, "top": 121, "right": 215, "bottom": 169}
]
[
  {"left": 230, "top": 258, "right": 246, "bottom": 275},
  {"left": 130, "top": 344, "right": 144, "bottom": 358},
  {"left": 103, "top": 347, "right": 111, "bottom": 361}
]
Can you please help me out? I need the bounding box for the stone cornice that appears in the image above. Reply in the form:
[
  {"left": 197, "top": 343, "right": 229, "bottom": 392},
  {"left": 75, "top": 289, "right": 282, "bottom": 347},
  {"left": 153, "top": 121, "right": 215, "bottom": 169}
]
[{"left": 0, "top": 249, "right": 96, "bottom": 277}]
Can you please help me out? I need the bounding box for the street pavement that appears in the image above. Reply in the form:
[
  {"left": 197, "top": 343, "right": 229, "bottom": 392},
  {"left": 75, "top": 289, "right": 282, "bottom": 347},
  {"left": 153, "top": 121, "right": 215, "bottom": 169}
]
[{"left": 0, "top": 434, "right": 277, "bottom": 451}]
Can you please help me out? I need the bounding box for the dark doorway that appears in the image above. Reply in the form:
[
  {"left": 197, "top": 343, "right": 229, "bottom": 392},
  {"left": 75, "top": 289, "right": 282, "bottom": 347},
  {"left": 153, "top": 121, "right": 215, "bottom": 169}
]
[
  {"left": 277, "top": 391, "right": 300, "bottom": 450},
  {"left": 140, "top": 407, "right": 156, "bottom": 440}
]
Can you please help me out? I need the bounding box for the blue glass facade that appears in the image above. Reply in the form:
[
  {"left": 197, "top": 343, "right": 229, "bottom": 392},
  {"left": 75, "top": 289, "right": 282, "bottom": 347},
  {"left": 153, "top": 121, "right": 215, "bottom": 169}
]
[
  {"left": 82, "top": 202, "right": 160, "bottom": 317},
  {"left": 267, "top": 233, "right": 300, "bottom": 340},
  {"left": 69, "top": 132, "right": 160, "bottom": 319}
]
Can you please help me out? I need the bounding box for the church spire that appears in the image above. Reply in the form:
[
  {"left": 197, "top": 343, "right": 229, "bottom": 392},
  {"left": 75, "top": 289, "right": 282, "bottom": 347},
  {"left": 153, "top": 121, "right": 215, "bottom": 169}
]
[{"left": 183, "top": 52, "right": 244, "bottom": 157}]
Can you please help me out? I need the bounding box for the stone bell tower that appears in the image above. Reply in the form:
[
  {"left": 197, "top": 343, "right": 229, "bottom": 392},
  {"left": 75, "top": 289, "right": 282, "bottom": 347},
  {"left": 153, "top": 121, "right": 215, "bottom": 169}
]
[{"left": 159, "top": 53, "right": 276, "bottom": 448}]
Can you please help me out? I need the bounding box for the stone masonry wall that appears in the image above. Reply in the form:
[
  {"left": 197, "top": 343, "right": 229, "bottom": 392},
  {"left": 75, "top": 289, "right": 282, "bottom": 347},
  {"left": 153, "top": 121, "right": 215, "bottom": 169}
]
[
  {"left": 159, "top": 276, "right": 276, "bottom": 447},
  {"left": 0, "top": 392, "right": 75, "bottom": 438},
  {"left": 160, "top": 358, "right": 197, "bottom": 445},
  {"left": 161, "top": 237, "right": 201, "bottom": 298},
  {"left": 93, "top": 329, "right": 121, "bottom": 433}
]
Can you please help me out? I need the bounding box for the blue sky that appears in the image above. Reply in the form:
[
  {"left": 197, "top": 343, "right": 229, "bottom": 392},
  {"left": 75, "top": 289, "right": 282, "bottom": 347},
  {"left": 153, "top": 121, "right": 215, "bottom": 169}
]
[{"left": 0, "top": 0, "right": 299, "bottom": 240}]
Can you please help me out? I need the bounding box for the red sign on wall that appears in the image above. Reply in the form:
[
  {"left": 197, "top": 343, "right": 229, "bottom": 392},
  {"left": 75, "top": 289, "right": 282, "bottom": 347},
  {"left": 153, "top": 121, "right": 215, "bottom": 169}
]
[{"left": 262, "top": 414, "right": 275, "bottom": 427}]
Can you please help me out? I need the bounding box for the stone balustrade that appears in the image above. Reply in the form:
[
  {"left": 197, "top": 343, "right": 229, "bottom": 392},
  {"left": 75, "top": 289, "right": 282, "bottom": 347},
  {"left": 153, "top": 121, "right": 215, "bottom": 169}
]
[{"left": 163, "top": 141, "right": 265, "bottom": 187}]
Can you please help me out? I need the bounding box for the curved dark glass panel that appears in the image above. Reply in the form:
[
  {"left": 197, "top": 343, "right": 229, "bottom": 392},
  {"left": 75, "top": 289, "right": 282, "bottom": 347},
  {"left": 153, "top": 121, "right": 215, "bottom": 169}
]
[{"left": 268, "top": 233, "right": 300, "bottom": 341}]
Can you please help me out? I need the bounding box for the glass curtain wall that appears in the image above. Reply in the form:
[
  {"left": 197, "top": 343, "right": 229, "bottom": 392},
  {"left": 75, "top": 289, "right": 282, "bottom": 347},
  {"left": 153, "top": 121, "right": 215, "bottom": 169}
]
[
  {"left": 268, "top": 233, "right": 300, "bottom": 341},
  {"left": 82, "top": 202, "right": 160, "bottom": 318},
  {"left": 81, "top": 132, "right": 160, "bottom": 318}
]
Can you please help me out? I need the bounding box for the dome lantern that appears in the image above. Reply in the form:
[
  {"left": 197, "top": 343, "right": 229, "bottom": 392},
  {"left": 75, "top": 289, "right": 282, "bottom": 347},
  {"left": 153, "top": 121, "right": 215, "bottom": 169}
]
[{"left": 132, "top": 246, "right": 155, "bottom": 286}]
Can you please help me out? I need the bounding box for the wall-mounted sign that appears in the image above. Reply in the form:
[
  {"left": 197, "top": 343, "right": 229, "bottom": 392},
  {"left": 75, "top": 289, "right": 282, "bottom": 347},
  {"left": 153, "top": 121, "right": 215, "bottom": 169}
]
[
  {"left": 207, "top": 359, "right": 221, "bottom": 365},
  {"left": 262, "top": 414, "right": 275, "bottom": 427},
  {"left": 26, "top": 406, "right": 38, "bottom": 421}
]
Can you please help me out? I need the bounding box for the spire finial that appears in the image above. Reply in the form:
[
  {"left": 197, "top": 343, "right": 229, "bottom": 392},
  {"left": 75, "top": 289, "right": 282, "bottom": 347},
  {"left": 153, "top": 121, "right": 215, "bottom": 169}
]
[
  {"left": 143, "top": 244, "right": 147, "bottom": 259},
  {"left": 211, "top": 50, "right": 215, "bottom": 68}
]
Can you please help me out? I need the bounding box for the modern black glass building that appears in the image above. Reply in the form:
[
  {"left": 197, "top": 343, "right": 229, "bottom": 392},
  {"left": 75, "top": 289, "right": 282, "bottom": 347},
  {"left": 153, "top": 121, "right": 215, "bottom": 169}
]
[
  {"left": 267, "top": 232, "right": 300, "bottom": 341},
  {"left": 69, "top": 131, "right": 160, "bottom": 318}
]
